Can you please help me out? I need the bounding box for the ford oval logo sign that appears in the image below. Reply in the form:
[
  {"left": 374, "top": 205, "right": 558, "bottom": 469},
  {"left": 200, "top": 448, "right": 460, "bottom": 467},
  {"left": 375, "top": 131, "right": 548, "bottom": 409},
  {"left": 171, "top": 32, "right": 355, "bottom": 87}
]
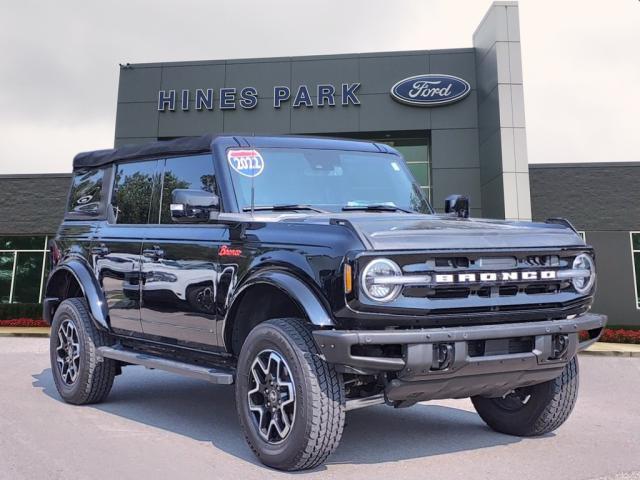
[{"left": 390, "top": 74, "right": 471, "bottom": 107}]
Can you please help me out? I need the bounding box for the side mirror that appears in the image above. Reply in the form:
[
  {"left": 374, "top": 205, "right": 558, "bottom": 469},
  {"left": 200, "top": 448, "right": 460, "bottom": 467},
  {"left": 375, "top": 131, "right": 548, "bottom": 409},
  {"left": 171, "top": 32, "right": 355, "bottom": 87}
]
[
  {"left": 170, "top": 189, "right": 219, "bottom": 223},
  {"left": 444, "top": 194, "right": 469, "bottom": 218}
]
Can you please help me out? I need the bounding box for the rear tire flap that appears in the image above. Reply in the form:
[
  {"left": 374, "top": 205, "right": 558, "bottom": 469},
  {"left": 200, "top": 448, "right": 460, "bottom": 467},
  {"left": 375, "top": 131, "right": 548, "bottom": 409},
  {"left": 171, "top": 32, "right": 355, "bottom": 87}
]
[
  {"left": 50, "top": 298, "right": 116, "bottom": 405},
  {"left": 471, "top": 357, "right": 579, "bottom": 436},
  {"left": 235, "top": 317, "right": 345, "bottom": 471}
]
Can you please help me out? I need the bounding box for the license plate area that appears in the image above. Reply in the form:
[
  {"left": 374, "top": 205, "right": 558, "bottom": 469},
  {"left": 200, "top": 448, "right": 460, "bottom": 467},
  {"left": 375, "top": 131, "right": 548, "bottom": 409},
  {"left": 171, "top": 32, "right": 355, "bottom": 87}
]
[{"left": 467, "top": 336, "right": 535, "bottom": 357}]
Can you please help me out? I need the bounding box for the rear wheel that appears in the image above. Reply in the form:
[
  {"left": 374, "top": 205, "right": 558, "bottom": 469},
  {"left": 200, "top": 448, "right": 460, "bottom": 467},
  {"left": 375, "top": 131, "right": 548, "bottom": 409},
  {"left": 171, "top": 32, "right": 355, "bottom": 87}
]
[
  {"left": 50, "top": 298, "right": 116, "bottom": 405},
  {"left": 235, "top": 318, "right": 345, "bottom": 471},
  {"left": 471, "top": 357, "right": 579, "bottom": 436}
]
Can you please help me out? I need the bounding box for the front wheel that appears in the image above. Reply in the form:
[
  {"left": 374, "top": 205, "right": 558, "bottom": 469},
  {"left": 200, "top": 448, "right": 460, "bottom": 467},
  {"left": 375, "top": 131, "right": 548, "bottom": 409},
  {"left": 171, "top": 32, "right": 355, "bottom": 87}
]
[
  {"left": 235, "top": 318, "right": 345, "bottom": 471},
  {"left": 471, "top": 357, "right": 579, "bottom": 436}
]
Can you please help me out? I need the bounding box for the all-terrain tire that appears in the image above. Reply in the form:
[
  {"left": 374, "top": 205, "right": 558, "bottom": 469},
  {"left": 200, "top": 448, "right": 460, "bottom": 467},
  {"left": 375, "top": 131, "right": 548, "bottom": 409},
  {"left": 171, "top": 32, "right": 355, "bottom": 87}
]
[
  {"left": 235, "top": 318, "right": 345, "bottom": 471},
  {"left": 50, "top": 298, "right": 116, "bottom": 405},
  {"left": 471, "top": 357, "right": 579, "bottom": 436}
]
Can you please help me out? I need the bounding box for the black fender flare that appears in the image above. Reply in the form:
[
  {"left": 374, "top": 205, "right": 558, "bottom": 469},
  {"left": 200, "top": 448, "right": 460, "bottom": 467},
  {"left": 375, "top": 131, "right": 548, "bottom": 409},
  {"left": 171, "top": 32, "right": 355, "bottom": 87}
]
[
  {"left": 225, "top": 269, "right": 335, "bottom": 335},
  {"left": 45, "top": 258, "right": 110, "bottom": 332}
]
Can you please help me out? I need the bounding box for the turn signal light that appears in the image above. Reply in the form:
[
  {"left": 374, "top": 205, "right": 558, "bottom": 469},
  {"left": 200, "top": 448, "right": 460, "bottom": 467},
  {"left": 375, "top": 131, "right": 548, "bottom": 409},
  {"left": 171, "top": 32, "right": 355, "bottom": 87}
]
[{"left": 344, "top": 264, "right": 353, "bottom": 294}]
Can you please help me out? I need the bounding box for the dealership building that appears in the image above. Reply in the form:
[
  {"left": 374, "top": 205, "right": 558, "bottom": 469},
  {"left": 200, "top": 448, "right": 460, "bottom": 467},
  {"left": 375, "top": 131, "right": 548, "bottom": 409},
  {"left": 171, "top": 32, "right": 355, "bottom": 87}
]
[{"left": 0, "top": 1, "right": 638, "bottom": 327}]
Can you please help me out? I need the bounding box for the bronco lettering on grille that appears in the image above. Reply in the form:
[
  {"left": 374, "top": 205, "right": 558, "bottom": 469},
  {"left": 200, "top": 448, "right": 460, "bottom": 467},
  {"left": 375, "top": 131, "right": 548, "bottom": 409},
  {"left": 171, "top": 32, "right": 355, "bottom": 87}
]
[{"left": 434, "top": 271, "right": 557, "bottom": 284}]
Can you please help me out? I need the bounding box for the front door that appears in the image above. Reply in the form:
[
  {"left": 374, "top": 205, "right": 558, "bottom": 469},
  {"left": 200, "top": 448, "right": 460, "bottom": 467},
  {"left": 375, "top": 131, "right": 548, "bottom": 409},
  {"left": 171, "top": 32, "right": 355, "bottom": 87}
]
[
  {"left": 138, "top": 153, "right": 225, "bottom": 349},
  {"left": 139, "top": 227, "right": 225, "bottom": 347}
]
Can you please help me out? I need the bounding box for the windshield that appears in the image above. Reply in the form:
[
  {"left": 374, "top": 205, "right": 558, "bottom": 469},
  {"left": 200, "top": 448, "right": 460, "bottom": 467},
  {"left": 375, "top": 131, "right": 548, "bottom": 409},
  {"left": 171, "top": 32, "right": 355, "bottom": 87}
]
[{"left": 226, "top": 147, "right": 432, "bottom": 213}]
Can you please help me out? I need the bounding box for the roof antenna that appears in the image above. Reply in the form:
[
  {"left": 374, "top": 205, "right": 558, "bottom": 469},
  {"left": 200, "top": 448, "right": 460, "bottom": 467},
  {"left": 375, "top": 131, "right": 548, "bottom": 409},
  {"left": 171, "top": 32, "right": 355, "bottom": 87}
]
[{"left": 250, "top": 173, "right": 255, "bottom": 215}]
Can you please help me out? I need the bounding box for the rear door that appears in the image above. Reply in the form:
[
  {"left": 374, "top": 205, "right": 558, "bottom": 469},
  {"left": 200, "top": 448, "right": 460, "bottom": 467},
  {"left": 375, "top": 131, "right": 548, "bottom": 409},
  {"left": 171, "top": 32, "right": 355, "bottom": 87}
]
[
  {"left": 95, "top": 159, "right": 160, "bottom": 336},
  {"left": 139, "top": 154, "right": 226, "bottom": 348}
]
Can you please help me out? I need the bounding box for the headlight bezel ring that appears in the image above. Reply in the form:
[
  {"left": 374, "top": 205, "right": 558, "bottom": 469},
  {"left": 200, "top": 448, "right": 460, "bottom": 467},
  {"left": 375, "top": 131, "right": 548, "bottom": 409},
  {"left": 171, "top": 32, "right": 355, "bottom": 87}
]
[
  {"left": 360, "top": 258, "right": 403, "bottom": 303},
  {"left": 572, "top": 253, "right": 596, "bottom": 294}
]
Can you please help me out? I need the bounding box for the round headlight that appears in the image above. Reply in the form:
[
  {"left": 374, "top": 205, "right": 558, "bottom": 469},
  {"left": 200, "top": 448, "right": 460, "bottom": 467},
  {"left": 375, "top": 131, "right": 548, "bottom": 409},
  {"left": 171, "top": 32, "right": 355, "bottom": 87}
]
[
  {"left": 572, "top": 253, "right": 595, "bottom": 294},
  {"left": 360, "top": 258, "right": 402, "bottom": 302}
]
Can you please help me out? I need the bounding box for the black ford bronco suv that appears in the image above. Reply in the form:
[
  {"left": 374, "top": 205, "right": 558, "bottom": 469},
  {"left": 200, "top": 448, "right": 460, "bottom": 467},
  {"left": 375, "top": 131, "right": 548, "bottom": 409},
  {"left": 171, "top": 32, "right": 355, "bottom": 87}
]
[{"left": 45, "top": 134, "right": 606, "bottom": 470}]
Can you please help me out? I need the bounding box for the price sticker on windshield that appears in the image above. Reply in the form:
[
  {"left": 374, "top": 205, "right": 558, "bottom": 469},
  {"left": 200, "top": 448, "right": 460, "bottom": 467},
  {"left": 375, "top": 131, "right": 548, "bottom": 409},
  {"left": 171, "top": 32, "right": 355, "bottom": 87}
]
[{"left": 227, "top": 149, "right": 265, "bottom": 178}]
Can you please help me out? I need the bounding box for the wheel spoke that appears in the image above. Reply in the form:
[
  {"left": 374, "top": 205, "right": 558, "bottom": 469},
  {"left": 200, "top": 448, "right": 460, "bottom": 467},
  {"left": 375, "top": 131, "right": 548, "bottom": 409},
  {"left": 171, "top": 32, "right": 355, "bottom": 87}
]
[
  {"left": 55, "top": 319, "right": 81, "bottom": 386},
  {"left": 246, "top": 349, "right": 296, "bottom": 444}
]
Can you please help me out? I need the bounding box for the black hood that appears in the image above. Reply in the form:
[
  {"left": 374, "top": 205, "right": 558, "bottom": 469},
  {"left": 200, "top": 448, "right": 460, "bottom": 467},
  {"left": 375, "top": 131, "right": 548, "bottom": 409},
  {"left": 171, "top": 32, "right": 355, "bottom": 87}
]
[{"left": 294, "top": 213, "right": 584, "bottom": 250}]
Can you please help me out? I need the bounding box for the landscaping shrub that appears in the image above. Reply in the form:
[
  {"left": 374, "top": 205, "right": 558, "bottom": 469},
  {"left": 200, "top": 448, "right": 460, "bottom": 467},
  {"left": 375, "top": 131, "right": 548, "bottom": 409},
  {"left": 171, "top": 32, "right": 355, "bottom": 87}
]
[
  {"left": 580, "top": 328, "right": 640, "bottom": 344},
  {"left": 0, "top": 303, "right": 42, "bottom": 320},
  {"left": 599, "top": 328, "right": 640, "bottom": 344}
]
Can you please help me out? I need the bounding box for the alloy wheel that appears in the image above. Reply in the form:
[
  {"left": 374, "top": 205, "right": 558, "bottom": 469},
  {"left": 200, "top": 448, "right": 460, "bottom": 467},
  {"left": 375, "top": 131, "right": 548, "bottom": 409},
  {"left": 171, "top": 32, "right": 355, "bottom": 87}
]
[
  {"left": 55, "top": 319, "right": 81, "bottom": 385},
  {"left": 247, "top": 349, "right": 296, "bottom": 444}
]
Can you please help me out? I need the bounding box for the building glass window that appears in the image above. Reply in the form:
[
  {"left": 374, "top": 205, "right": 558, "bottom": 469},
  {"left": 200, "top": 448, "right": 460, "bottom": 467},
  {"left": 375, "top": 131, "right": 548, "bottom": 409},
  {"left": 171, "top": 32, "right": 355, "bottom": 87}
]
[
  {"left": 632, "top": 232, "right": 640, "bottom": 309},
  {"left": 378, "top": 138, "right": 431, "bottom": 202},
  {"left": 0, "top": 253, "right": 14, "bottom": 303},
  {"left": 0, "top": 236, "right": 49, "bottom": 304},
  {"left": 13, "top": 252, "right": 45, "bottom": 303}
]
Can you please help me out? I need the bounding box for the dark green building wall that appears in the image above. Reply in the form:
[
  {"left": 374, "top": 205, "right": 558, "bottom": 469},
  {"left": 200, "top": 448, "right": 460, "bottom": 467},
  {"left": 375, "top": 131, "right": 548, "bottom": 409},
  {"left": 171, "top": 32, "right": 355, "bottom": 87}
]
[{"left": 530, "top": 162, "right": 640, "bottom": 327}]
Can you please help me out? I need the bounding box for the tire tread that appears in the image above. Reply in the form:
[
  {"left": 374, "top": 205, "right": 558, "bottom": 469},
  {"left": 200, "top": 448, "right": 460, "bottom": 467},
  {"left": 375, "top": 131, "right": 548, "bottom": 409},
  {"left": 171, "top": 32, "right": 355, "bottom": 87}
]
[
  {"left": 51, "top": 298, "right": 116, "bottom": 405},
  {"left": 237, "top": 318, "right": 345, "bottom": 471},
  {"left": 472, "top": 357, "right": 579, "bottom": 437}
]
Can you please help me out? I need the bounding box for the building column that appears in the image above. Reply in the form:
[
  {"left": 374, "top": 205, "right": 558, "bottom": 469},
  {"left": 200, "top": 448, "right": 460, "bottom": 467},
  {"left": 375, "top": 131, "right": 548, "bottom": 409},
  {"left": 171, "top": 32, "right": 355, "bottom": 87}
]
[{"left": 474, "top": 1, "right": 531, "bottom": 220}]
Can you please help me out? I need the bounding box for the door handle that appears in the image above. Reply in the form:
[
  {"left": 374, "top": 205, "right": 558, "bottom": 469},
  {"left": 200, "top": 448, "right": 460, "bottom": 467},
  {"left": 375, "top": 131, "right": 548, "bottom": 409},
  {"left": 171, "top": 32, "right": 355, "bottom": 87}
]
[
  {"left": 143, "top": 246, "right": 165, "bottom": 260},
  {"left": 91, "top": 244, "right": 109, "bottom": 257}
]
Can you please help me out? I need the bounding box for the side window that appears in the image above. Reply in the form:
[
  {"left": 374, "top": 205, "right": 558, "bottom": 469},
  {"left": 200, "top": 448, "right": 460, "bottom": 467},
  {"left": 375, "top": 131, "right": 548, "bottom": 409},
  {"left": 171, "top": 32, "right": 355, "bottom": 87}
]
[
  {"left": 159, "top": 154, "right": 216, "bottom": 224},
  {"left": 111, "top": 160, "right": 159, "bottom": 224},
  {"left": 67, "top": 169, "right": 104, "bottom": 216}
]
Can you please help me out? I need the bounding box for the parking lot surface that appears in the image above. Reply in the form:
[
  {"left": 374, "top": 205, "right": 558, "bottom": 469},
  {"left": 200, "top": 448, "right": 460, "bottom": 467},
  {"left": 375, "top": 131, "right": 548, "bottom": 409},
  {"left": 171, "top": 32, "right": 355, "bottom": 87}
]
[{"left": 1, "top": 337, "right": 639, "bottom": 480}]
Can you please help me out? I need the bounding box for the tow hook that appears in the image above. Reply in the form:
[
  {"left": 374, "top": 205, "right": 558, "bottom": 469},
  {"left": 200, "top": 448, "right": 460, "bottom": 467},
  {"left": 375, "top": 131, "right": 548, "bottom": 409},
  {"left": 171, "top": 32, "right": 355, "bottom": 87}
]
[
  {"left": 433, "top": 343, "right": 454, "bottom": 370},
  {"left": 551, "top": 334, "right": 569, "bottom": 359}
]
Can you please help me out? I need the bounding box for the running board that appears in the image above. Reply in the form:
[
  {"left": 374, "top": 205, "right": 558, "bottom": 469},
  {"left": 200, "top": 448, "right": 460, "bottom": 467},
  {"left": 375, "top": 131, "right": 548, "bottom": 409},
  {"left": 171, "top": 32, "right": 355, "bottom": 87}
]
[{"left": 97, "top": 346, "right": 234, "bottom": 385}]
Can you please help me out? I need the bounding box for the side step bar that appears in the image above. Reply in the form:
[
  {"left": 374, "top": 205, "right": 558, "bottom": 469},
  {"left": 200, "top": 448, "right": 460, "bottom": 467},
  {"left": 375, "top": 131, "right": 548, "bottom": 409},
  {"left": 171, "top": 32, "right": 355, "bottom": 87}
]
[{"left": 97, "top": 346, "right": 235, "bottom": 385}]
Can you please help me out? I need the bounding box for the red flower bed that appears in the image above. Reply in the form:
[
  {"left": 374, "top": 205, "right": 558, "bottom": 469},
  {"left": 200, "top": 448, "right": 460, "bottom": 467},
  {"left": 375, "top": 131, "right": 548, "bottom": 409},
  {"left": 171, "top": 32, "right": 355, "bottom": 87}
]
[
  {"left": 0, "top": 318, "right": 49, "bottom": 328},
  {"left": 598, "top": 328, "right": 640, "bottom": 344}
]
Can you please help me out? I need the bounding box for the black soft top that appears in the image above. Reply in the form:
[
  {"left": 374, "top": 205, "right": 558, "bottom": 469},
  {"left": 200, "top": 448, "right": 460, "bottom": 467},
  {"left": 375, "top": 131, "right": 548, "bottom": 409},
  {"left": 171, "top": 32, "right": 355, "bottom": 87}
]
[
  {"left": 73, "top": 135, "right": 215, "bottom": 169},
  {"left": 72, "top": 134, "right": 395, "bottom": 170}
]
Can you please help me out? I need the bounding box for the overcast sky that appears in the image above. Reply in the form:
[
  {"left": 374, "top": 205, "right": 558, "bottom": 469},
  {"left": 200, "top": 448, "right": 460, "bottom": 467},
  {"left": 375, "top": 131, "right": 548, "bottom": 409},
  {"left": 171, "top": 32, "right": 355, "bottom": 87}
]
[{"left": 0, "top": 0, "right": 638, "bottom": 174}]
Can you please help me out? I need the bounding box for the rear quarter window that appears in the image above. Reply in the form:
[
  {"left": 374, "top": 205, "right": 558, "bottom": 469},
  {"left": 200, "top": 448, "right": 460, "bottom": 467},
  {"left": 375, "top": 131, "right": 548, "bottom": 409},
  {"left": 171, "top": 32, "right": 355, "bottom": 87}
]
[{"left": 66, "top": 168, "right": 104, "bottom": 217}]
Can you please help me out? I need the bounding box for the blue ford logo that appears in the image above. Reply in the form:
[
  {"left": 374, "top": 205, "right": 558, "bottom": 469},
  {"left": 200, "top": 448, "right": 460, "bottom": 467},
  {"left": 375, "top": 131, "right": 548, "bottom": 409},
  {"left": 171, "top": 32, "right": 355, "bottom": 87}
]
[{"left": 390, "top": 74, "right": 471, "bottom": 106}]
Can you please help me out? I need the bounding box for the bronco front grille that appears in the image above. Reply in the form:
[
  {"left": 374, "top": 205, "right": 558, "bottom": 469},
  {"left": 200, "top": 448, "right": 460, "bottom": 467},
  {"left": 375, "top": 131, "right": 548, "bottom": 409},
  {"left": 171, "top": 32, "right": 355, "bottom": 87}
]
[
  {"left": 354, "top": 249, "right": 593, "bottom": 320},
  {"left": 400, "top": 254, "right": 572, "bottom": 301},
  {"left": 403, "top": 281, "right": 565, "bottom": 299}
]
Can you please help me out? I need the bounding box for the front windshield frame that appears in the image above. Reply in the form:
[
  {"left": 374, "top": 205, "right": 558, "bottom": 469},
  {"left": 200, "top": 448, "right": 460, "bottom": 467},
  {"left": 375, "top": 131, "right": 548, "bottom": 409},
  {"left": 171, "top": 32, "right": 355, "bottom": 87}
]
[{"left": 224, "top": 147, "right": 433, "bottom": 214}]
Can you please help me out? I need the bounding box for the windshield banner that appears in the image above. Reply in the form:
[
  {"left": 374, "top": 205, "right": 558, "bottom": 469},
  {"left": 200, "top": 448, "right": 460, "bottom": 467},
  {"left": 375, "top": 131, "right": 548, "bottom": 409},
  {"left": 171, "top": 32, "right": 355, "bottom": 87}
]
[{"left": 228, "top": 149, "right": 265, "bottom": 178}]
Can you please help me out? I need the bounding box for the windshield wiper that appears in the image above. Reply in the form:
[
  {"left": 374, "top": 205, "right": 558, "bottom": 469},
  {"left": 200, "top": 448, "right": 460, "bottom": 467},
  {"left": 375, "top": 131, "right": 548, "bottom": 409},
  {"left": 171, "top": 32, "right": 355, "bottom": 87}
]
[
  {"left": 242, "top": 204, "right": 327, "bottom": 213},
  {"left": 341, "top": 204, "right": 414, "bottom": 213}
]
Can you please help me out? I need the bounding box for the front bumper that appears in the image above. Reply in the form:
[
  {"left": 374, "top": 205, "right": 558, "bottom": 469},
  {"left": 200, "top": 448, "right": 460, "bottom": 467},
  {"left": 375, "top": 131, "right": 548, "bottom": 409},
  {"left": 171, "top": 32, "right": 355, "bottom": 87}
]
[{"left": 313, "top": 312, "right": 606, "bottom": 404}]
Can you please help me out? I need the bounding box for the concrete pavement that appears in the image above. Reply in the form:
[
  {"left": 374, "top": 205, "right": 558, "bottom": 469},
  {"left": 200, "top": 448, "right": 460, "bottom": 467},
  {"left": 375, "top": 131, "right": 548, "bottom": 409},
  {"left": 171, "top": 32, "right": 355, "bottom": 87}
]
[{"left": 0, "top": 336, "right": 639, "bottom": 480}]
